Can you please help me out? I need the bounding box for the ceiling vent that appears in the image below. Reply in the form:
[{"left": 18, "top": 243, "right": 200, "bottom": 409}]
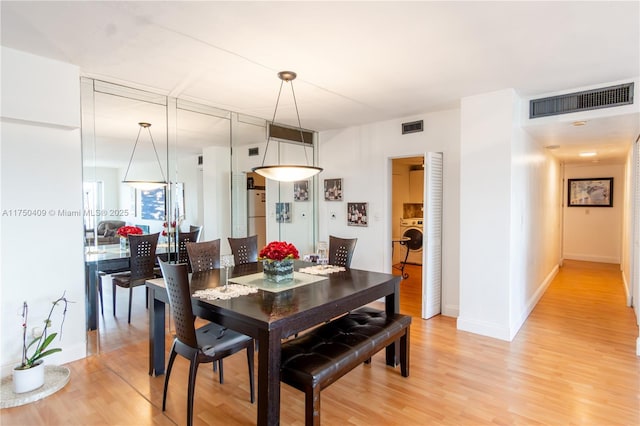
[
  {"left": 402, "top": 120, "right": 424, "bottom": 134},
  {"left": 248, "top": 147, "right": 259, "bottom": 156},
  {"left": 530, "top": 82, "right": 634, "bottom": 119}
]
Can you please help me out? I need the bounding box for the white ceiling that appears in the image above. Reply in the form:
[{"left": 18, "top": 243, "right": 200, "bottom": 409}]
[{"left": 2, "top": 1, "right": 639, "bottom": 165}]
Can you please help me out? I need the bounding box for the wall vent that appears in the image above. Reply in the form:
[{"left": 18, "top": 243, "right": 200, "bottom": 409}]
[
  {"left": 530, "top": 82, "right": 634, "bottom": 119},
  {"left": 197, "top": 155, "right": 203, "bottom": 165},
  {"left": 268, "top": 123, "right": 313, "bottom": 144},
  {"left": 402, "top": 120, "right": 424, "bottom": 134},
  {"left": 248, "top": 147, "right": 259, "bottom": 156}
]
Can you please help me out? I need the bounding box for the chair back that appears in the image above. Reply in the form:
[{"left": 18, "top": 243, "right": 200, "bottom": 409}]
[
  {"left": 329, "top": 235, "right": 357, "bottom": 268},
  {"left": 186, "top": 239, "right": 221, "bottom": 272},
  {"left": 128, "top": 233, "right": 160, "bottom": 282},
  {"left": 189, "top": 225, "right": 203, "bottom": 242},
  {"left": 177, "top": 230, "right": 200, "bottom": 264},
  {"left": 228, "top": 235, "right": 258, "bottom": 265},
  {"left": 158, "top": 260, "right": 198, "bottom": 348}
]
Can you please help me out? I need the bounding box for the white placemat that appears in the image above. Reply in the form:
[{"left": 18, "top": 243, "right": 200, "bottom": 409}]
[
  {"left": 0, "top": 366, "right": 70, "bottom": 409},
  {"left": 229, "top": 272, "right": 326, "bottom": 293},
  {"left": 298, "top": 265, "right": 346, "bottom": 275},
  {"left": 193, "top": 284, "right": 258, "bottom": 301}
]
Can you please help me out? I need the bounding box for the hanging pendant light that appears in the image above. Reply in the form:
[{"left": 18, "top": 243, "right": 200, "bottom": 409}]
[
  {"left": 122, "top": 122, "right": 168, "bottom": 189},
  {"left": 252, "top": 71, "right": 322, "bottom": 182}
]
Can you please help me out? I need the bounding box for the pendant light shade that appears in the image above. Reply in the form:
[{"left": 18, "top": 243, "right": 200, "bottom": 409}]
[
  {"left": 122, "top": 122, "right": 168, "bottom": 189},
  {"left": 252, "top": 71, "right": 322, "bottom": 182}
]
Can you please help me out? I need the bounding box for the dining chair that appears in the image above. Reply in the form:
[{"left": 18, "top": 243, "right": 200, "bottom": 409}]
[
  {"left": 329, "top": 235, "right": 358, "bottom": 268},
  {"left": 177, "top": 230, "right": 200, "bottom": 265},
  {"left": 227, "top": 235, "right": 258, "bottom": 265},
  {"left": 189, "top": 225, "right": 203, "bottom": 242},
  {"left": 111, "top": 232, "right": 162, "bottom": 323},
  {"left": 158, "top": 260, "right": 254, "bottom": 426},
  {"left": 185, "top": 239, "right": 221, "bottom": 272}
]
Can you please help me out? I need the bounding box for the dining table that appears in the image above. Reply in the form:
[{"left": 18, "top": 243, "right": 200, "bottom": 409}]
[
  {"left": 145, "top": 261, "right": 401, "bottom": 426},
  {"left": 84, "top": 242, "right": 173, "bottom": 330}
]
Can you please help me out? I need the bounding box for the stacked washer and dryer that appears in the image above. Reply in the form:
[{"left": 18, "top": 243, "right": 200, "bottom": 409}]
[{"left": 399, "top": 217, "right": 423, "bottom": 265}]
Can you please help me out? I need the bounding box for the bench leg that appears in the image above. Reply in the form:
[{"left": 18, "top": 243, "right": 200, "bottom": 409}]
[
  {"left": 305, "top": 386, "right": 321, "bottom": 426},
  {"left": 400, "top": 326, "right": 410, "bottom": 377}
]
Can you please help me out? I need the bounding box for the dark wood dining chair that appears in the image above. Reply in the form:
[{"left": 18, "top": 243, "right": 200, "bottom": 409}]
[
  {"left": 189, "top": 225, "right": 203, "bottom": 242},
  {"left": 227, "top": 235, "right": 258, "bottom": 265},
  {"left": 158, "top": 260, "right": 254, "bottom": 426},
  {"left": 111, "top": 232, "right": 162, "bottom": 323},
  {"left": 177, "top": 230, "right": 199, "bottom": 266},
  {"left": 329, "top": 235, "right": 358, "bottom": 268},
  {"left": 185, "top": 239, "right": 221, "bottom": 272}
]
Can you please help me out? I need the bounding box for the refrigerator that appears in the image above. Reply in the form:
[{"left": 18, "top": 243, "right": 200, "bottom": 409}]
[{"left": 248, "top": 189, "right": 266, "bottom": 249}]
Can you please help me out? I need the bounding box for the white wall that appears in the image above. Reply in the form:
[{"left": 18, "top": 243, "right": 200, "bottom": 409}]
[
  {"left": 458, "top": 89, "right": 562, "bottom": 341},
  {"left": 318, "top": 109, "right": 461, "bottom": 316},
  {"left": 563, "top": 163, "right": 625, "bottom": 263},
  {"left": 1, "top": 47, "right": 86, "bottom": 375}
]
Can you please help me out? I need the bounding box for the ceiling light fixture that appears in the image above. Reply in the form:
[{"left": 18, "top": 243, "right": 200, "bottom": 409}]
[
  {"left": 572, "top": 120, "right": 587, "bottom": 126},
  {"left": 252, "top": 71, "right": 322, "bottom": 182},
  {"left": 122, "top": 122, "right": 168, "bottom": 189},
  {"left": 579, "top": 152, "right": 597, "bottom": 157}
]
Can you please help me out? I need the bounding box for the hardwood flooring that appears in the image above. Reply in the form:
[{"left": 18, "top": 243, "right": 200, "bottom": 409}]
[{"left": 2, "top": 260, "right": 638, "bottom": 425}]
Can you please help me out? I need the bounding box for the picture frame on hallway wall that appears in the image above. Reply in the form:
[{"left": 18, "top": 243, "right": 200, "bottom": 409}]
[
  {"left": 567, "top": 177, "right": 613, "bottom": 207},
  {"left": 347, "top": 202, "right": 368, "bottom": 226},
  {"left": 324, "top": 178, "right": 342, "bottom": 201}
]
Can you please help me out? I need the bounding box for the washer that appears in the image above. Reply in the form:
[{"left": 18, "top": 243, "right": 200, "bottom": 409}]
[{"left": 399, "top": 218, "right": 423, "bottom": 265}]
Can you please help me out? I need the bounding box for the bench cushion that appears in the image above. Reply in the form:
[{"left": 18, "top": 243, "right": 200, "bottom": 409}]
[{"left": 281, "top": 307, "right": 411, "bottom": 391}]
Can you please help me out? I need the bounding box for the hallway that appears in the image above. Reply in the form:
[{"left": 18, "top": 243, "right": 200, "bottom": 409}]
[{"left": 2, "top": 261, "right": 638, "bottom": 425}]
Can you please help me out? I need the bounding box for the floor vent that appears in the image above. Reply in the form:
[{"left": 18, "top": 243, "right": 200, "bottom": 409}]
[
  {"left": 402, "top": 120, "right": 424, "bottom": 134},
  {"left": 530, "top": 82, "right": 634, "bottom": 119}
]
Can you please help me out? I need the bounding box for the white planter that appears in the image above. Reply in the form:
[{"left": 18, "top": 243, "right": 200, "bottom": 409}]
[{"left": 12, "top": 361, "right": 45, "bottom": 393}]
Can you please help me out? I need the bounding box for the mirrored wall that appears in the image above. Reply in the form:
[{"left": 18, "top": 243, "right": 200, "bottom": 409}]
[{"left": 81, "top": 77, "right": 319, "bottom": 353}]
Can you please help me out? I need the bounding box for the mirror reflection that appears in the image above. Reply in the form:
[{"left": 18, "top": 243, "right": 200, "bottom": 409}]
[{"left": 81, "top": 77, "right": 318, "bottom": 354}]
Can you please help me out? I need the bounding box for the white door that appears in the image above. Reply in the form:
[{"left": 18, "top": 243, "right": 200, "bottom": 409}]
[{"left": 423, "top": 152, "right": 443, "bottom": 319}]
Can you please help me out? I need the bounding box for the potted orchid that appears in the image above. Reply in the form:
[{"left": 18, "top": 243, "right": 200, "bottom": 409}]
[
  {"left": 14, "top": 292, "right": 71, "bottom": 393},
  {"left": 259, "top": 241, "right": 299, "bottom": 283}
]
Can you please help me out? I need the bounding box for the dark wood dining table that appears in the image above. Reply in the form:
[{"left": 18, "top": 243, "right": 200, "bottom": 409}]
[{"left": 145, "top": 261, "right": 401, "bottom": 426}]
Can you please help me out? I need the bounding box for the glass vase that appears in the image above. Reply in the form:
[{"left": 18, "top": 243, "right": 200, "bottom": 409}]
[
  {"left": 262, "top": 259, "right": 294, "bottom": 283},
  {"left": 120, "top": 237, "right": 129, "bottom": 250}
]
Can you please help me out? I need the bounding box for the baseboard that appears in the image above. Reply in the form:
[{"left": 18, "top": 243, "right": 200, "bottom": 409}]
[{"left": 563, "top": 253, "right": 620, "bottom": 264}]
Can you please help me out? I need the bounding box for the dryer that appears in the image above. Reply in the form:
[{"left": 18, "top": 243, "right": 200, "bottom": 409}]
[{"left": 399, "top": 217, "right": 423, "bottom": 265}]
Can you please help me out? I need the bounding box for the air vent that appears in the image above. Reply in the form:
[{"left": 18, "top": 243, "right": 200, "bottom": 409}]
[
  {"left": 248, "top": 147, "right": 259, "bottom": 156},
  {"left": 530, "top": 82, "right": 634, "bottom": 119},
  {"left": 268, "top": 123, "right": 313, "bottom": 144},
  {"left": 197, "top": 155, "right": 203, "bottom": 165},
  {"left": 402, "top": 120, "right": 424, "bottom": 134}
]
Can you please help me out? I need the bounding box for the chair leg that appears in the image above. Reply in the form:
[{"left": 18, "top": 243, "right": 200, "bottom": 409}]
[
  {"left": 306, "top": 386, "right": 321, "bottom": 426},
  {"left": 247, "top": 340, "right": 255, "bottom": 403},
  {"left": 127, "top": 287, "right": 133, "bottom": 324},
  {"left": 97, "top": 274, "right": 104, "bottom": 316},
  {"left": 163, "top": 343, "right": 178, "bottom": 411},
  {"left": 218, "top": 359, "right": 224, "bottom": 384},
  {"left": 187, "top": 358, "right": 200, "bottom": 426},
  {"left": 400, "top": 327, "right": 410, "bottom": 377}
]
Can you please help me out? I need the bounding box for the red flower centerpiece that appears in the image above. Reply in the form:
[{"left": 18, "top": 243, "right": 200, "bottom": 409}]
[
  {"left": 116, "top": 225, "right": 143, "bottom": 250},
  {"left": 259, "top": 241, "right": 299, "bottom": 283}
]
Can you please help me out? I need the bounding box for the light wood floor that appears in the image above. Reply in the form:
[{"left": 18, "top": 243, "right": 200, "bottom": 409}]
[{"left": 2, "top": 260, "right": 639, "bottom": 425}]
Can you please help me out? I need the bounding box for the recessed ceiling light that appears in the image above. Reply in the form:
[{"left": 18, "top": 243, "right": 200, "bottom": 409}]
[
  {"left": 579, "top": 152, "right": 597, "bottom": 157},
  {"left": 572, "top": 121, "right": 587, "bottom": 126}
]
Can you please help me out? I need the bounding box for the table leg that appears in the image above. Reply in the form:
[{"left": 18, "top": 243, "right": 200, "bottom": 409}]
[
  {"left": 257, "top": 329, "right": 282, "bottom": 426},
  {"left": 85, "top": 263, "right": 98, "bottom": 331},
  {"left": 385, "top": 279, "right": 401, "bottom": 366},
  {"left": 148, "top": 287, "right": 166, "bottom": 376}
]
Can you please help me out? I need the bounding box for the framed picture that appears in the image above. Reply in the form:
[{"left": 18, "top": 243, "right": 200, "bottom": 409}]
[
  {"left": 347, "top": 202, "right": 368, "bottom": 226},
  {"left": 568, "top": 177, "right": 613, "bottom": 207},
  {"left": 324, "top": 178, "right": 343, "bottom": 201},
  {"left": 275, "top": 202, "right": 292, "bottom": 223},
  {"left": 139, "top": 187, "right": 166, "bottom": 220},
  {"left": 294, "top": 180, "right": 309, "bottom": 201}
]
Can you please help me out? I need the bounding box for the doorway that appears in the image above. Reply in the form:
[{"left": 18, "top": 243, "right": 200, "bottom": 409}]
[{"left": 391, "top": 153, "right": 443, "bottom": 319}]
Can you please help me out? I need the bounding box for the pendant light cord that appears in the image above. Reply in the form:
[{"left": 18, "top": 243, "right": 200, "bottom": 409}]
[{"left": 122, "top": 123, "right": 167, "bottom": 183}]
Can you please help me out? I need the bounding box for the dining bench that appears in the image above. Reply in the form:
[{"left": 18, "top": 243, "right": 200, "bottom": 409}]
[{"left": 280, "top": 306, "right": 411, "bottom": 425}]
